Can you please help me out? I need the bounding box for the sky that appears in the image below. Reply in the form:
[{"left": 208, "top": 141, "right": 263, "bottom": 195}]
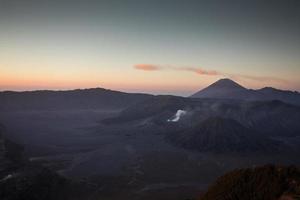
[{"left": 0, "top": 0, "right": 299, "bottom": 96}]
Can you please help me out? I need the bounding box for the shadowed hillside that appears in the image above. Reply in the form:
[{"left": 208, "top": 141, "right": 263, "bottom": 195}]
[{"left": 0, "top": 123, "right": 95, "bottom": 200}]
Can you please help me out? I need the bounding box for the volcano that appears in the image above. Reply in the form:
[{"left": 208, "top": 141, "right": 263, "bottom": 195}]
[{"left": 191, "top": 78, "right": 300, "bottom": 105}]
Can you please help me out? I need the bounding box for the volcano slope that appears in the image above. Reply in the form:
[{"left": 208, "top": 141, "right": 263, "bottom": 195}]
[{"left": 104, "top": 95, "right": 300, "bottom": 153}]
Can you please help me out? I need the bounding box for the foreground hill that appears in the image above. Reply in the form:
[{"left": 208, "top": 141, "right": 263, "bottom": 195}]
[
  {"left": 0, "top": 88, "right": 152, "bottom": 111},
  {"left": 200, "top": 165, "right": 300, "bottom": 200},
  {"left": 191, "top": 79, "right": 300, "bottom": 106}
]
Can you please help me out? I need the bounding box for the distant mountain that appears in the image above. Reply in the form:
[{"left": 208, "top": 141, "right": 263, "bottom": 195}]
[
  {"left": 191, "top": 78, "right": 300, "bottom": 106},
  {"left": 0, "top": 88, "right": 152, "bottom": 111},
  {"left": 191, "top": 78, "right": 248, "bottom": 98},
  {"left": 200, "top": 165, "right": 300, "bottom": 200},
  {"left": 167, "top": 117, "right": 281, "bottom": 153}
]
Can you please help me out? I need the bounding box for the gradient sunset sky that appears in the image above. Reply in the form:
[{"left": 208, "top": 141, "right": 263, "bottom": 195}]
[{"left": 0, "top": 0, "right": 299, "bottom": 96}]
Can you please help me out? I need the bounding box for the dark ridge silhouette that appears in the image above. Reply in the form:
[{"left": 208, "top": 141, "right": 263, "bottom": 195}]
[
  {"left": 200, "top": 165, "right": 300, "bottom": 200},
  {"left": 0, "top": 88, "right": 152, "bottom": 111},
  {"left": 191, "top": 79, "right": 300, "bottom": 106}
]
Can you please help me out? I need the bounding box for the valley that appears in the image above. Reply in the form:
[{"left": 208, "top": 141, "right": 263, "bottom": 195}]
[{"left": 0, "top": 79, "right": 300, "bottom": 199}]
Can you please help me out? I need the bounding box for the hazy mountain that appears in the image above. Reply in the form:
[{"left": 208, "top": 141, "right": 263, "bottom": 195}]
[
  {"left": 106, "top": 95, "right": 300, "bottom": 136},
  {"left": 0, "top": 88, "right": 152, "bottom": 111},
  {"left": 191, "top": 78, "right": 300, "bottom": 106},
  {"left": 166, "top": 117, "right": 281, "bottom": 153},
  {"left": 103, "top": 95, "right": 300, "bottom": 153},
  {"left": 200, "top": 165, "right": 300, "bottom": 200}
]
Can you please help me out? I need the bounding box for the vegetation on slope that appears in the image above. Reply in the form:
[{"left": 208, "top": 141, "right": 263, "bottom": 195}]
[{"left": 200, "top": 165, "right": 300, "bottom": 200}]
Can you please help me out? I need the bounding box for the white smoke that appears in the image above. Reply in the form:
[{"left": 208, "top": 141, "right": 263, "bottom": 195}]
[{"left": 167, "top": 110, "right": 187, "bottom": 122}]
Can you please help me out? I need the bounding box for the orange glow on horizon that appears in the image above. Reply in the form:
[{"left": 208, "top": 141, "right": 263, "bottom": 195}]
[{"left": 1, "top": 64, "right": 299, "bottom": 94}]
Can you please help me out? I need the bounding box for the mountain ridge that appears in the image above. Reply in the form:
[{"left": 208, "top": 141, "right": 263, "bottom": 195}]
[{"left": 0, "top": 88, "right": 153, "bottom": 111}]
